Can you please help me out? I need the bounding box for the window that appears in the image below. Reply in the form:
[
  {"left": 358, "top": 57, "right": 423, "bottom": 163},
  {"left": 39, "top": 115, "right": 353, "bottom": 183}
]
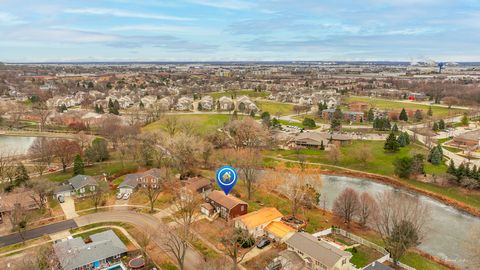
[
  {"left": 90, "top": 186, "right": 96, "bottom": 191},
  {"left": 80, "top": 188, "right": 85, "bottom": 193}
]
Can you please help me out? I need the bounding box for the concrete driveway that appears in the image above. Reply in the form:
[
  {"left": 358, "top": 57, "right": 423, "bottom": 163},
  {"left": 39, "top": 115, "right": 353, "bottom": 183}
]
[{"left": 60, "top": 197, "right": 78, "bottom": 219}]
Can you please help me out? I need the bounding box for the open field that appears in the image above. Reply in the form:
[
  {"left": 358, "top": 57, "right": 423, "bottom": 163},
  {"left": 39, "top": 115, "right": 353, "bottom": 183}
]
[
  {"left": 46, "top": 161, "right": 138, "bottom": 182},
  {"left": 142, "top": 114, "right": 237, "bottom": 134},
  {"left": 256, "top": 100, "right": 295, "bottom": 116},
  {"left": 209, "top": 89, "right": 270, "bottom": 99},
  {"left": 345, "top": 96, "right": 466, "bottom": 118}
]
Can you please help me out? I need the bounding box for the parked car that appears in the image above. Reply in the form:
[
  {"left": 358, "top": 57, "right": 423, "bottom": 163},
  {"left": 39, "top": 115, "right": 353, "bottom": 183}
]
[
  {"left": 58, "top": 195, "right": 65, "bottom": 203},
  {"left": 256, "top": 238, "right": 270, "bottom": 249},
  {"left": 123, "top": 193, "right": 131, "bottom": 200},
  {"left": 116, "top": 193, "right": 124, "bottom": 200}
]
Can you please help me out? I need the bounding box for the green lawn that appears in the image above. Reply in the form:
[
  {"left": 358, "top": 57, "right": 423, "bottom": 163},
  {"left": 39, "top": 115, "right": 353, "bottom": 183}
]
[
  {"left": 142, "top": 114, "right": 237, "bottom": 134},
  {"left": 266, "top": 141, "right": 447, "bottom": 177},
  {"left": 345, "top": 96, "right": 465, "bottom": 118},
  {"left": 46, "top": 161, "right": 138, "bottom": 182},
  {"left": 277, "top": 119, "right": 304, "bottom": 128},
  {"left": 346, "top": 246, "right": 381, "bottom": 268},
  {"left": 400, "top": 252, "right": 450, "bottom": 270},
  {"left": 209, "top": 89, "right": 270, "bottom": 99},
  {"left": 256, "top": 100, "right": 295, "bottom": 116}
]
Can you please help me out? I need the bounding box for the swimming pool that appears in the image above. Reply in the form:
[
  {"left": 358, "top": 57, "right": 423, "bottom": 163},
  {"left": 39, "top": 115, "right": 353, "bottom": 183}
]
[{"left": 106, "top": 263, "right": 126, "bottom": 270}]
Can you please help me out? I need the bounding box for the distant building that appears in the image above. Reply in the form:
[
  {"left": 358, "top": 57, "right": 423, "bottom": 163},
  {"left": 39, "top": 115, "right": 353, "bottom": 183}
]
[
  {"left": 321, "top": 109, "right": 364, "bottom": 123},
  {"left": 218, "top": 96, "right": 234, "bottom": 111},
  {"left": 175, "top": 96, "right": 194, "bottom": 111},
  {"left": 199, "top": 95, "right": 214, "bottom": 111},
  {"left": 290, "top": 132, "right": 353, "bottom": 148},
  {"left": 452, "top": 129, "right": 480, "bottom": 148}
]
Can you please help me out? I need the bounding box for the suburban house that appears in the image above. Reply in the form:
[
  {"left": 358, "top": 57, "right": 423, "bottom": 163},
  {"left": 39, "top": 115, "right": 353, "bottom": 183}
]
[
  {"left": 234, "top": 207, "right": 284, "bottom": 238},
  {"left": 264, "top": 221, "right": 297, "bottom": 242},
  {"left": 53, "top": 229, "right": 128, "bottom": 270},
  {"left": 175, "top": 96, "right": 194, "bottom": 111},
  {"left": 0, "top": 190, "right": 41, "bottom": 224},
  {"left": 321, "top": 109, "right": 364, "bottom": 123},
  {"left": 452, "top": 129, "right": 480, "bottom": 148},
  {"left": 290, "top": 132, "right": 353, "bottom": 148},
  {"left": 218, "top": 96, "right": 234, "bottom": 111},
  {"left": 236, "top": 95, "right": 259, "bottom": 113},
  {"left": 182, "top": 177, "right": 213, "bottom": 198},
  {"left": 118, "top": 168, "right": 165, "bottom": 194},
  {"left": 199, "top": 95, "right": 214, "bottom": 111},
  {"left": 285, "top": 232, "right": 353, "bottom": 270},
  {"left": 201, "top": 190, "right": 248, "bottom": 220},
  {"left": 55, "top": 175, "right": 99, "bottom": 198}
]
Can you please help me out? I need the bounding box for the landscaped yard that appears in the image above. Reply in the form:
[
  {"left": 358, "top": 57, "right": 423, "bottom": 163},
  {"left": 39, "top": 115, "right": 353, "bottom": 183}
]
[
  {"left": 142, "top": 114, "right": 238, "bottom": 134},
  {"left": 256, "top": 101, "right": 295, "bottom": 116},
  {"left": 345, "top": 96, "right": 466, "bottom": 118},
  {"left": 345, "top": 245, "right": 384, "bottom": 268}
]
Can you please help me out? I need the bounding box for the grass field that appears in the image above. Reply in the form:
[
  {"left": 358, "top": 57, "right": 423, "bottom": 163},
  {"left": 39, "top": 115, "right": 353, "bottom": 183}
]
[
  {"left": 46, "top": 162, "right": 138, "bottom": 182},
  {"left": 209, "top": 89, "right": 270, "bottom": 99},
  {"left": 142, "top": 114, "right": 237, "bottom": 134},
  {"left": 345, "top": 96, "right": 465, "bottom": 118},
  {"left": 256, "top": 100, "right": 295, "bottom": 116},
  {"left": 265, "top": 141, "right": 447, "bottom": 177}
]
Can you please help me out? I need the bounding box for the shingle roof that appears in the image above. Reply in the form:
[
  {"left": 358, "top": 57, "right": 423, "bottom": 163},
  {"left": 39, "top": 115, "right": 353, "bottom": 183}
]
[
  {"left": 118, "top": 173, "right": 141, "bottom": 189},
  {"left": 236, "top": 207, "right": 283, "bottom": 230},
  {"left": 207, "top": 190, "right": 247, "bottom": 210},
  {"left": 68, "top": 175, "right": 98, "bottom": 190},
  {"left": 264, "top": 221, "right": 296, "bottom": 239},
  {"left": 184, "top": 177, "right": 212, "bottom": 192},
  {"left": 54, "top": 230, "right": 128, "bottom": 270},
  {"left": 285, "top": 232, "right": 351, "bottom": 268}
]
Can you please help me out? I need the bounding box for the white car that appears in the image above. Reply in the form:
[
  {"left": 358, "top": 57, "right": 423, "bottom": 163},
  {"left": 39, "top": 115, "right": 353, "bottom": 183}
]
[
  {"left": 123, "top": 193, "right": 131, "bottom": 200},
  {"left": 116, "top": 193, "right": 123, "bottom": 200}
]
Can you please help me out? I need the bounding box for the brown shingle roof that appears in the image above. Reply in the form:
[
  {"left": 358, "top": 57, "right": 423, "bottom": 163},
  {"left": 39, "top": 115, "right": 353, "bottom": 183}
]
[
  {"left": 207, "top": 190, "right": 247, "bottom": 210},
  {"left": 184, "top": 177, "right": 212, "bottom": 192}
]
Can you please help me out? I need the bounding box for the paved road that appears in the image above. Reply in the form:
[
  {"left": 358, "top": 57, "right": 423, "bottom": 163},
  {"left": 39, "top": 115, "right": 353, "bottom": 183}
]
[
  {"left": 75, "top": 210, "right": 203, "bottom": 270},
  {"left": 0, "top": 219, "right": 77, "bottom": 247}
]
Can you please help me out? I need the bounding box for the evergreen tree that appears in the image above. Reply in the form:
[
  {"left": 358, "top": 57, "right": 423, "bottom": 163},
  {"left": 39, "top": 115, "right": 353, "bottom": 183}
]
[
  {"left": 438, "top": 119, "right": 446, "bottom": 130},
  {"left": 271, "top": 118, "right": 280, "bottom": 128},
  {"left": 429, "top": 147, "right": 442, "bottom": 165},
  {"left": 436, "top": 144, "right": 443, "bottom": 156},
  {"left": 397, "top": 132, "right": 407, "bottom": 147},
  {"left": 139, "top": 100, "right": 145, "bottom": 109},
  {"left": 330, "top": 118, "right": 341, "bottom": 131},
  {"left": 73, "top": 154, "right": 85, "bottom": 176},
  {"left": 432, "top": 122, "right": 439, "bottom": 131},
  {"left": 392, "top": 123, "right": 399, "bottom": 132},
  {"left": 15, "top": 162, "right": 29, "bottom": 186},
  {"left": 414, "top": 109, "right": 423, "bottom": 122},
  {"left": 393, "top": 156, "right": 413, "bottom": 178},
  {"left": 404, "top": 131, "right": 410, "bottom": 145},
  {"left": 367, "top": 108, "right": 375, "bottom": 122},
  {"left": 447, "top": 160, "right": 456, "bottom": 175},
  {"left": 427, "top": 106, "right": 433, "bottom": 117},
  {"left": 461, "top": 112, "right": 469, "bottom": 126},
  {"left": 456, "top": 163, "right": 466, "bottom": 183},
  {"left": 320, "top": 140, "right": 325, "bottom": 150},
  {"left": 399, "top": 108, "right": 408, "bottom": 121},
  {"left": 261, "top": 112, "right": 271, "bottom": 126},
  {"left": 98, "top": 105, "right": 104, "bottom": 114},
  {"left": 95, "top": 104, "right": 100, "bottom": 113},
  {"left": 384, "top": 132, "right": 400, "bottom": 152},
  {"left": 303, "top": 117, "right": 316, "bottom": 129},
  {"left": 412, "top": 154, "right": 426, "bottom": 175},
  {"left": 250, "top": 110, "right": 255, "bottom": 117}
]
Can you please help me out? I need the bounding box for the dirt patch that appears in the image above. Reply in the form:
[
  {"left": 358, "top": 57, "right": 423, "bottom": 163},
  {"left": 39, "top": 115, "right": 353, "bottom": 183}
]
[{"left": 243, "top": 247, "right": 284, "bottom": 270}]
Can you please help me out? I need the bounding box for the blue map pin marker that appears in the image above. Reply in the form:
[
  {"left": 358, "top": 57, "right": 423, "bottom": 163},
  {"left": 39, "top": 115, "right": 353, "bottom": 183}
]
[{"left": 216, "top": 166, "right": 238, "bottom": 195}]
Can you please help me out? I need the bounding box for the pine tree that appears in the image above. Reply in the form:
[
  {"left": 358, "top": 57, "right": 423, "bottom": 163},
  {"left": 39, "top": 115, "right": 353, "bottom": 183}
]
[
  {"left": 447, "top": 160, "right": 456, "bottom": 175},
  {"left": 414, "top": 109, "right": 423, "bottom": 122},
  {"left": 250, "top": 110, "right": 255, "bottom": 117},
  {"left": 384, "top": 132, "right": 400, "bottom": 152},
  {"left": 139, "top": 101, "right": 145, "bottom": 109},
  {"left": 438, "top": 119, "right": 446, "bottom": 130},
  {"left": 397, "top": 132, "right": 407, "bottom": 147},
  {"left": 367, "top": 108, "right": 375, "bottom": 122},
  {"left": 404, "top": 131, "right": 410, "bottom": 145},
  {"left": 15, "top": 162, "right": 30, "bottom": 186},
  {"left": 461, "top": 112, "right": 469, "bottom": 126},
  {"left": 399, "top": 108, "right": 408, "bottom": 121},
  {"left": 432, "top": 122, "right": 439, "bottom": 131},
  {"left": 430, "top": 147, "right": 442, "bottom": 165},
  {"left": 427, "top": 106, "right": 433, "bottom": 117},
  {"left": 436, "top": 144, "right": 443, "bottom": 156},
  {"left": 73, "top": 154, "right": 85, "bottom": 176},
  {"left": 392, "top": 123, "right": 398, "bottom": 132},
  {"left": 320, "top": 140, "right": 325, "bottom": 150}
]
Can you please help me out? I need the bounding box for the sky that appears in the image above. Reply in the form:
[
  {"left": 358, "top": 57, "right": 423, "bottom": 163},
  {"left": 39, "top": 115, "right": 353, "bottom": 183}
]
[{"left": 0, "top": 0, "right": 479, "bottom": 62}]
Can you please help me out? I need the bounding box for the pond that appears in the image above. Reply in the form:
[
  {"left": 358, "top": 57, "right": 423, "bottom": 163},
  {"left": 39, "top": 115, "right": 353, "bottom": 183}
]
[
  {"left": 0, "top": 135, "right": 37, "bottom": 156},
  {"left": 319, "top": 174, "right": 478, "bottom": 269}
]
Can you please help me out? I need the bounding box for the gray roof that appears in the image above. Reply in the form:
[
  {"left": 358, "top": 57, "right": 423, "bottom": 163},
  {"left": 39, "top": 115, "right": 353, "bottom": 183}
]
[
  {"left": 455, "top": 129, "right": 480, "bottom": 141},
  {"left": 363, "top": 262, "right": 394, "bottom": 270},
  {"left": 54, "top": 230, "right": 128, "bottom": 270},
  {"left": 278, "top": 250, "right": 305, "bottom": 270},
  {"left": 68, "top": 175, "right": 98, "bottom": 190},
  {"left": 285, "top": 232, "right": 352, "bottom": 268},
  {"left": 293, "top": 132, "right": 352, "bottom": 145},
  {"left": 118, "top": 173, "right": 141, "bottom": 189}
]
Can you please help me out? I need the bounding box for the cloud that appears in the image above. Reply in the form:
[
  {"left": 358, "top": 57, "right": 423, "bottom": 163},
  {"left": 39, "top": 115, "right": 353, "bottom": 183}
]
[
  {"left": 0, "top": 12, "right": 26, "bottom": 25},
  {"left": 64, "top": 8, "right": 193, "bottom": 21},
  {"left": 109, "top": 24, "right": 202, "bottom": 33}
]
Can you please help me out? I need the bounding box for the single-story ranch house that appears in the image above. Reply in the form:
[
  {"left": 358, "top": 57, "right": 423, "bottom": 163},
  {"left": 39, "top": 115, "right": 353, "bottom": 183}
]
[{"left": 55, "top": 175, "right": 99, "bottom": 199}]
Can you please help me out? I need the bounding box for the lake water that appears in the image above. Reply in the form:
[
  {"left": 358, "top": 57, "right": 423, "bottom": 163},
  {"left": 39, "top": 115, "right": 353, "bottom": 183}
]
[
  {"left": 0, "top": 135, "right": 37, "bottom": 156},
  {"left": 319, "top": 174, "right": 478, "bottom": 269}
]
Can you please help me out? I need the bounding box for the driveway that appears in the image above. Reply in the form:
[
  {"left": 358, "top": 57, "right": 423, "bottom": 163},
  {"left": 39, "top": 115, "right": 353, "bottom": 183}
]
[{"left": 60, "top": 196, "right": 78, "bottom": 219}]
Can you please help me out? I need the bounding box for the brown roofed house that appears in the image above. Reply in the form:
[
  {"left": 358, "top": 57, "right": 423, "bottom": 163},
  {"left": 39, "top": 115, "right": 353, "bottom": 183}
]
[
  {"left": 0, "top": 190, "right": 41, "bottom": 224},
  {"left": 183, "top": 177, "right": 213, "bottom": 198},
  {"left": 204, "top": 190, "right": 248, "bottom": 220},
  {"left": 234, "top": 207, "right": 284, "bottom": 238}
]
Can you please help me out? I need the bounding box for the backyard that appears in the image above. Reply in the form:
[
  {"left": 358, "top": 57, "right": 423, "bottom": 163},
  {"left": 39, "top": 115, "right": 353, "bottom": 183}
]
[{"left": 142, "top": 114, "right": 238, "bottom": 134}]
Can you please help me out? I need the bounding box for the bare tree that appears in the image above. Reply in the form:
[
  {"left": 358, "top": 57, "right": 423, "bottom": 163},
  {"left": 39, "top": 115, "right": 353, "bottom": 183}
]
[
  {"left": 28, "top": 137, "right": 53, "bottom": 176},
  {"left": 34, "top": 105, "right": 52, "bottom": 132},
  {"left": 374, "top": 192, "right": 430, "bottom": 265},
  {"left": 227, "top": 118, "right": 268, "bottom": 149},
  {"left": 220, "top": 223, "right": 255, "bottom": 270},
  {"left": 234, "top": 148, "right": 261, "bottom": 200},
  {"left": 164, "top": 116, "right": 179, "bottom": 136},
  {"left": 172, "top": 189, "right": 202, "bottom": 235},
  {"left": 168, "top": 133, "right": 203, "bottom": 177},
  {"left": 161, "top": 226, "right": 190, "bottom": 270},
  {"left": 136, "top": 226, "right": 154, "bottom": 267},
  {"left": 357, "top": 192, "right": 376, "bottom": 227},
  {"left": 91, "top": 182, "right": 108, "bottom": 211},
  {"left": 328, "top": 144, "right": 342, "bottom": 165},
  {"left": 442, "top": 96, "right": 460, "bottom": 109},
  {"left": 353, "top": 144, "right": 372, "bottom": 167},
  {"left": 142, "top": 183, "right": 163, "bottom": 213},
  {"left": 29, "top": 178, "right": 55, "bottom": 210},
  {"left": 7, "top": 203, "right": 31, "bottom": 243},
  {"left": 333, "top": 188, "right": 359, "bottom": 226},
  {"left": 51, "top": 139, "right": 82, "bottom": 172}
]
